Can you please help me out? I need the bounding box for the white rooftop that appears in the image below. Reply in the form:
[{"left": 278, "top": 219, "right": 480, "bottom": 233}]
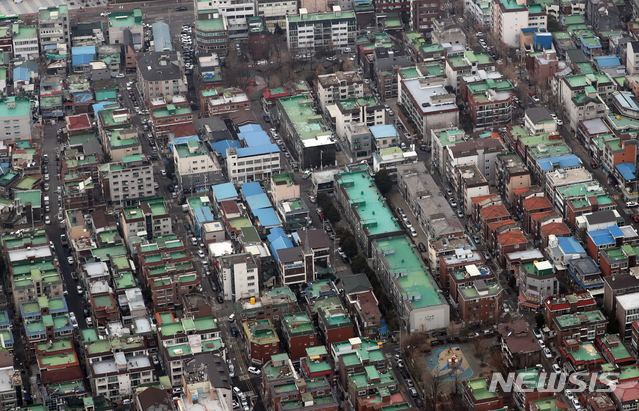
[
  {"left": 208, "top": 241, "right": 234, "bottom": 257},
  {"left": 8, "top": 246, "right": 52, "bottom": 263},
  {"left": 85, "top": 261, "right": 109, "bottom": 278},
  {"left": 617, "top": 292, "right": 639, "bottom": 311}
]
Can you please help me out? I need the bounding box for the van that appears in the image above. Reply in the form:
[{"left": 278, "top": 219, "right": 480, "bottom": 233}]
[
  {"left": 44, "top": 196, "right": 50, "bottom": 206},
  {"left": 182, "top": 204, "right": 189, "bottom": 212}
]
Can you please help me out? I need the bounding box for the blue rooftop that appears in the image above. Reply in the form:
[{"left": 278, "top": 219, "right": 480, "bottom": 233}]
[
  {"left": 92, "top": 101, "right": 117, "bottom": 115},
  {"left": 212, "top": 182, "right": 238, "bottom": 202},
  {"left": 246, "top": 193, "right": 271, "bottom": 211},
  {"left": 238, "top": 124, "right": 263, "bottom": 133},
  {"left": 558, "top": 236, "right": 585, "bottom": 255},
  {"left": 370, "top": 125, "right": 398, "bottom": 139},
  {"left": 537, "top": 154, "right": 581, "bottom": 171},
  {"left": 268, "top": 227, "right": 294, "bottom": 263},
  {"left": 72, "top": 45, "right": 96, "bottom": 55},
  {"left": 238, "top": 130, "right": 271, "bottom": 147},
  {"left": 616, "top": 163, "right": 636, "bottom": 181},
  {"left": 242, "top": 182, "right": 264, "bottom": 198},
  {"left": 596, "top": 56, "right": 621, "bottom": 67},
  {"left": 237, "top": 144, "right": 280, "bottom": 158},
  {"left": 211, "top": 139, "right": 242, "bottom": 159},
  {"left": 152, "top": 22, "right": 172, "bottom": 52},
  {"left": 13, "top": 67, "right": 29, "bottom": 82},
  {"left": 588, "top": 226, "right": 628, "bottom": 246},
  {"left": 254, "top": 208, "right": 281, "bottom": 227},
  {"left": 195, "top": 206, "right": 214, "bottom": 224}
]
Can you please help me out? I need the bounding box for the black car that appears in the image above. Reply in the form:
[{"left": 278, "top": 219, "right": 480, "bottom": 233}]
[
  {"left": 211, "top": 282, "right": 219, "bottom": 292},
  {"left": 230, "top": 326, "right": 239, "bottom": 337},
  {"left": 418, "top": 242, "right": 426, "bottom": 252},
  {"left": 430, "top": 339, "right": 444, "bottom": 347},
  {"left": 184, "top": 221, "right": 191, "bottom": 231},
  {"left": 176, "top": 6, "right": 188, "bottom": 11},
  {"left": 446, "top": 336, "right": 460, "bottom": 344},
  {"left": 216, "top": 296, "right": 224, "bottom": 304}
]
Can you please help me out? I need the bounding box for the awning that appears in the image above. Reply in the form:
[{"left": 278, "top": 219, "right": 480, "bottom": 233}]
[{"left": 518, "top": 295, "right": 539, "bottom": 309}]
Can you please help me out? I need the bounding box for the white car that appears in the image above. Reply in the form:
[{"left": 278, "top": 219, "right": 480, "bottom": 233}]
[
  {"left": 247, "top": 366, "right": 261, "bottom": 375},
  {"left": 77, "top": 285, "right": 83, "bottom": 295},
  {"left": 67, "top": 256, "right": 74, "bottom": 265},
  {"left": 551, "top": 114, "right": 558, "bottom": 120},
  {"left": 197, "top": 250, "right": 205, "bottom": 258},
  {"left": 543, "top": 347, "right": 552, "bottom": 359},
  {"left": 532, "top": 95, "right": 540, "bottom": 103},
  {"left": 533, "top": 328, "right": 543, "bottom": 339},
  {"left": 44, "top": 216, "right": 51, "bottom": 225},
  {"left": 552, "top": 364, "right": 562, "bottom": 374},
  {"left": 538, "top": 339, "right": 545, "bottom": 349},
  {"left": 627, "top": 201, "right": 639, "bottom": 208},
  {"left": 556, "top": 119, "right": 564, "bottom": 126},
  {"left": 69, "top": 313, "right": 78, "bottom": 328},
  {"left": 502, "top": 303, "right": 510, "bottom": 313},
  {"left": 44, "top": 174, "right": 49, "bottom": 181},
  {"left": 116, "top": 73, "right": 125, "bottom": 78},
  {"left": 100, "top": 12, "right": 111, "bottom": 16},
  {"left": 161, "top": 170, "right": 167, "bottom": 177}
]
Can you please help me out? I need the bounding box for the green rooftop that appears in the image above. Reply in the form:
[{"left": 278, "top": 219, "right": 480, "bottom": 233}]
[
  {"left": 39, "top": 352, "right": 77, "bottom": 368},
  {"left": 152, "top": 104, "right": 192, "bottom": 118},
  {"left": 39, "top": 5, "right": 68, "bottom": 19},
  {"left": 244, "top": 319, "right": 279, "bottom": 345},
  {"left": 599, "top": 334, "right": 632, "bottom": 361},
  {"left": 567, "top": 342, "right": 603, "bottom": 363},
  {"left": 108, "top": 9, "right": 142, "bottom": 27},
  {"left": 336, "top": 169, "right": 401, "bottom": 236},
  {"left": 339, "top": 96, "right": 379, "bottom": 111},
  {"left": 0, "top": 97, "right": 31, "bottom": 117},
  {"left": 290, "top": 9, "right": 359, "bottom": 23},
  {"left": 12, "top": 25, "right": 37, "bottom": 40},
  {"left": 195, "top": 16, "right": 226, "bottom": 32},
  {"left": 531, "top": 398, "right": 562, "bottom": 411},
  {"left": 467, "top": 378, "right": 498, "bottom": 400},
  {"left": 373, "top": 236, "right": 445, "bottom": 309},
  {"left": 93, "top": 294, "right": 115, "bottom": 309},
  {"left": 175, "top": 140, "right": 208, "bottom": 159},
  {"left": 499, "top": 0, "right": 527, "bottom": 9},
  {"left": 278, "top": 94, "right": 331, "bottom": 142}
]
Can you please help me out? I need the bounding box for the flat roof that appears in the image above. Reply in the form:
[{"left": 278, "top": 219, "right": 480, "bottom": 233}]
[
  {"left": 373, "top": 236, "right": 446, "bottom": 308},
  {"left": 336, "top": 169, "right": 401, "bottom": 235}
]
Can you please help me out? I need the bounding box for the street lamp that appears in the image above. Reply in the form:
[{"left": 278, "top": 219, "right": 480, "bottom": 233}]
[{"left": 320, "top": 150, "right": 324, "bottom": 170}]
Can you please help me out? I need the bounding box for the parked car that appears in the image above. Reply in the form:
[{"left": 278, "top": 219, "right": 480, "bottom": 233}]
[
  {"left": 552, "top": 364, "right": 561, "bottom": 374},
  {"left": 418, "top": 242, "right": 426, "bottom": 252},
  {"left": 247, "top": 366, "right": 261, "bottom": 375},
  {"left": 627, "top": 201, "right": 639, "bottom": 208},
  {"left": 533, "top": 328, "right": 543, "bottom": 339},
  {"left": 228, "top": 313, "right": 235, "bottom": 322},
  {"left": 502, "top": 303, "right": 510, "bottom": 314},
  {"left": 544, "top": 348, "right": 552, "bottom": 359},
  {"left": 77, "top": 285, "right": 83, "bottom": 295},
  {"left": 152, "top": 355, "right": 159, "bottom": 365},
  {"left": 633, "top": 215, "right": 639, "bottom": 223},
  {"left": 473, "top": 235, "right": 481, "bottom": 244},
  {"left": 216, "top": 296, "right": 224, "bottom": 304},
  {"left": 538, "top": 340, "right": 546, "bottom": 349}
]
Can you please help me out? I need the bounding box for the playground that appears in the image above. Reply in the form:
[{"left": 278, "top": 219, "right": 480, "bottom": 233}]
[{"left": 426, "top": 345, "right": 473, "bottom": 381}]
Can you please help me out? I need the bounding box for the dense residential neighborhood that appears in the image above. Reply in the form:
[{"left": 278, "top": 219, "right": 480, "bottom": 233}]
[{"left": 1, "top": 0, "right": 639, "bottom": 410}]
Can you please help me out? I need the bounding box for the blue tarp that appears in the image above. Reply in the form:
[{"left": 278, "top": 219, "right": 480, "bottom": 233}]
[
  {"left": 254, "top": 208, "right": 281, "bottom": 227},
  {"left": 211, "top": 140, "right": 242, "bottom": 158},
  {"left": 595, "top": 56, "right": 621, "bottom": 68},
  {"left": 268, "top": 227, "right": 294, "bottom": 264}
]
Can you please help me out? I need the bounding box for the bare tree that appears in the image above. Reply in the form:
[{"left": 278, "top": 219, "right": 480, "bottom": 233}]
[
  {"left": 423, "top": 367, "right": 445, "bottom": 409},
  {"left": 223, "top": 52, "right": 256, "bottom": 90}
]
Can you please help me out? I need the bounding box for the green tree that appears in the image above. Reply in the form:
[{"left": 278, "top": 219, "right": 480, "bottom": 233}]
[
  {"left": 341, "top": 236, "right": 358, "bottom": 258},
  {"left": 535, "top": 313, "right": 546, "bottom": 329},
  {"left": 374, "top": 169, "right": 393, "bottom": 195},
  {"left": 350, "top": 254, "right": 368, "bottom": 273},
  {"left": 547, "top": 15, "right": 563, "bottom": 32},
  {"left": 101, "top": 151, "right": 112, "bottom": 164},
  {"left": 323, "top": 204, "right": 341, "bottom": 224}
]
